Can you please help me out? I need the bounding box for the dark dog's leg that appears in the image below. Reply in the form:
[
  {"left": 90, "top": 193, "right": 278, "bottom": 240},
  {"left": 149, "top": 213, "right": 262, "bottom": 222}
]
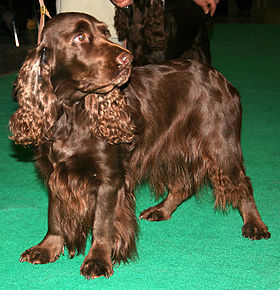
[
  {"left": 20, "top": 192, "right": 65, "bottom": 264},
  {"left": 237, "top": 178, "right": 271, "bottom": 240},
  {"left": 80, "top": 183, "right": 119, "bottom": 280},
  {"left": 209, "top": 159, "right": 271, "bottom": 240},
  {"left": 112, "top": 186, "right": 138, "bottom": 264},
  {"left": 140, "top": 183, "right": 193, "bottom": 221}
]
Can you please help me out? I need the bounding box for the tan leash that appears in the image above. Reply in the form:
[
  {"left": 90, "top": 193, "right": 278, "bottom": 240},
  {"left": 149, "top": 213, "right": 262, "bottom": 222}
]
[{"left": 37, "top": 0, "right": 52, "bottom": 44}]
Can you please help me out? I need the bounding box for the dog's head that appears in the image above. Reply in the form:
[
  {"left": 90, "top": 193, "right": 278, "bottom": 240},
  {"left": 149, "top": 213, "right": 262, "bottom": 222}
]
[
  {"left": 9, "top": 13, "right": 133, "bottom": 146},
  {"left": 45, "top": 12, "right": 133, "bottom": 93}
]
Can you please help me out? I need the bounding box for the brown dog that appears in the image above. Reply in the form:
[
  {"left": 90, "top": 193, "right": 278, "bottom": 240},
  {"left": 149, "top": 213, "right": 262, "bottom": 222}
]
[{"left": 9, "top": 12, "right": 270, "bottom": 280}]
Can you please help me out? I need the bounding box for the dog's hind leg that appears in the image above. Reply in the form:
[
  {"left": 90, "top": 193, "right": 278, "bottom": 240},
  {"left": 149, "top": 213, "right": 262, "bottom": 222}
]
[
  {"left": 236, "top": 177, "right": 271, "bottom": 240},
  {"left": 139, "top": 152, "right": 207, "bottom": 222},
  {"left": 139, "top": 182, "right": 194, "bottom": 221},
  {"left": 208, "top": 156, "right": 271, "bottom": 240}
]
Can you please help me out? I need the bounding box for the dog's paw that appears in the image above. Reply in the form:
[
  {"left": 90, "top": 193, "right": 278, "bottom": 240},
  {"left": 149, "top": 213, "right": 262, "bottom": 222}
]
[
  {"left": 80, "top": 259, "right": 113, "bottom": 280},
  {"left": 139, "top": 207, "right": 171, "bottom": 221},
  {"left": 242, "top": 223, "right": 271, "bottom": 240},
  {"left": 19, "top": 246, "right": 61, "bottom": 264}
]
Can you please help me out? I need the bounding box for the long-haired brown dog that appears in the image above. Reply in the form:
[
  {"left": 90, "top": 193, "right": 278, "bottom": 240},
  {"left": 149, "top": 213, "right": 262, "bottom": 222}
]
[{"left": 9, "top": 13, "right": 270, "bottom": 280}]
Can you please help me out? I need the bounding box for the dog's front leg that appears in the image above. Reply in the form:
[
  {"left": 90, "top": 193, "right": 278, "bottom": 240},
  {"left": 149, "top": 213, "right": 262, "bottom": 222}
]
[
  {"left": 80, "top": 183, "right": 119, "bottom": 280},
  {"left": 20, "top": 192, "right": 65, "bottom": 264}
]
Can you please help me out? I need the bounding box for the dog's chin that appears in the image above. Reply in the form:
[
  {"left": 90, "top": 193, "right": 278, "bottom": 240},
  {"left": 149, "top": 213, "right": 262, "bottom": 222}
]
[
  {"left": 116, "top": 66, "right": 132, "bottom": 86},
  {"left": 93, "top": 67, "right": 132, "bottom": 94}
]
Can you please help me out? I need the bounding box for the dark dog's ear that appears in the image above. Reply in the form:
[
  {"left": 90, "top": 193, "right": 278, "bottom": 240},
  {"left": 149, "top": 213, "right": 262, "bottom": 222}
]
[
  {"left": 9, "top": 45, "right": 57, "bottom": 146},
  {"left": 84, "top": 89, "right": 135, "bottom": 145},
  {"left": 114, "top": 7, "right": 130, "bottom": 41},
  {"left": 143, "top": 0, "right": 166, "bottom": 49}
]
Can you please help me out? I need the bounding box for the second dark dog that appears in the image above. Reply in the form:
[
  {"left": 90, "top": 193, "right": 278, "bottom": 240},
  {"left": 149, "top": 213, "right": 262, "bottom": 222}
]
[{"left": 114, "top": 0, "right": 212, "bottom": 65}]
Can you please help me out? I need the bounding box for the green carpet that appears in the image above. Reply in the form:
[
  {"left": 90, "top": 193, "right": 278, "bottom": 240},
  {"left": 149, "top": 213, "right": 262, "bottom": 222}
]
[{"left": 0, "top": 23, "right": 279, "bottom": 289}]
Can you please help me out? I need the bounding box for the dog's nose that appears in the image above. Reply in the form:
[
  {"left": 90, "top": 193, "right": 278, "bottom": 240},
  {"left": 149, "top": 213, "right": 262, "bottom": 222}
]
[{"left": 116, "top": 52, "right": 133, "bottom": 66}]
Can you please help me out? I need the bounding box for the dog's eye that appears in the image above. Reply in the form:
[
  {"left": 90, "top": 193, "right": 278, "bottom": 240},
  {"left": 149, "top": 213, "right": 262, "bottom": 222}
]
[
  {"left": 73, "top": 33, "right": 90, "bottom": 44},
  {"left": 104, "top": 29, "right": 111, "bottom": 38}
]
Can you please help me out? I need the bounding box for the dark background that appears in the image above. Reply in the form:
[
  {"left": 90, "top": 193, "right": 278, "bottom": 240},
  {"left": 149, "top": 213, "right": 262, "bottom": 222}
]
[{"left": 0, "top": 0, "right": 280, "bottom": 75}]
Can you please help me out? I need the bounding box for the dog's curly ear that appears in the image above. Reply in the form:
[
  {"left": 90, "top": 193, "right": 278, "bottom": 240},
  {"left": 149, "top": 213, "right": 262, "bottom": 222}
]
[
  {"left": 144, "top": 0, "right": 167, "bottom": 50},
  {"left": 84, "top": 89, "right": 135, "bottom": 145},
  {"left": 114, "top": 7, "right": 130, "bottom": 42},
  {"left": 9, "top": 45, "right": 57, "bottom": 146}
]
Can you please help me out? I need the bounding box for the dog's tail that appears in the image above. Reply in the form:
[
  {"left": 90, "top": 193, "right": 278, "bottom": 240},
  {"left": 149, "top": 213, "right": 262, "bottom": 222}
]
[{"left": 180, "top": 15, "right": 212, "bottom": 65}]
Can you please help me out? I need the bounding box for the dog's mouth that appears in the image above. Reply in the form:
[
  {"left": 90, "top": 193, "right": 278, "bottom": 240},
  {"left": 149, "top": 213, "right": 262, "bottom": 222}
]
[
  {"left": 93, "top": 65, "right": 132, "bottom": 94},
  {"left": 114, "top": 65, "right": 132, "bottom": 86}
]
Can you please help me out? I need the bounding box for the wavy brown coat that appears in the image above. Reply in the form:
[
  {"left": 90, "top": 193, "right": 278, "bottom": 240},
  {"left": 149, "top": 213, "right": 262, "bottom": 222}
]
[{"left": 9, "top": 13, "right": 270, "bottom": 280}]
